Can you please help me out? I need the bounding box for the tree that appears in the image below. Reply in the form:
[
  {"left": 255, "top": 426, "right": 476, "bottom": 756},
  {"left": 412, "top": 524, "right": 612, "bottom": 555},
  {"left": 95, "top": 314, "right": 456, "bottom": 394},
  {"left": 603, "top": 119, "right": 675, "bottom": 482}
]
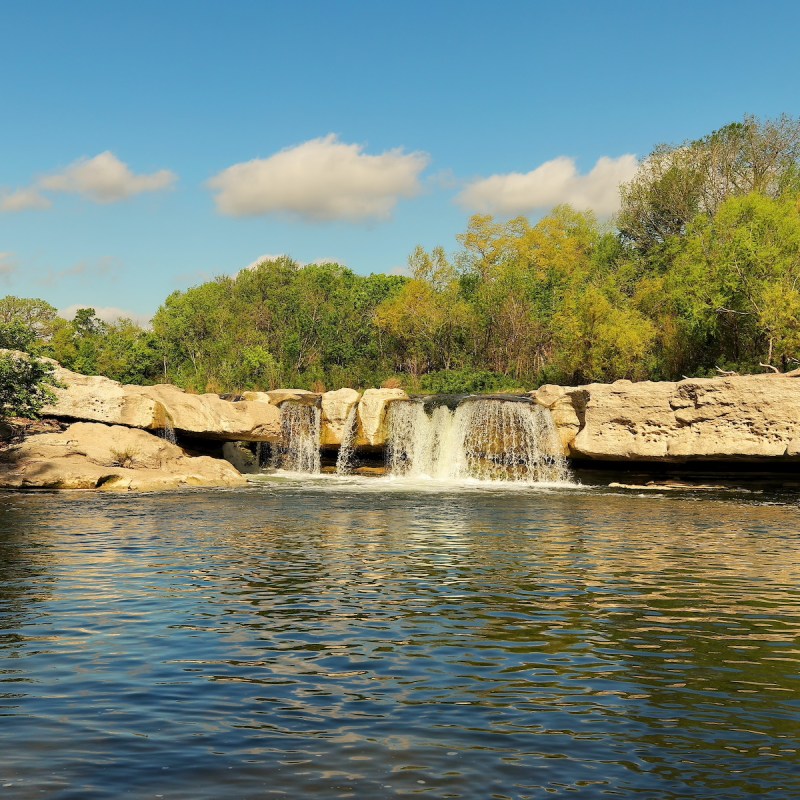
[
  {"left": 0, "top": 351, "right": 56, "bottom": 420},
  {"left": 618, "top": 114, "right": 800, "bottom": 260},
  {"left": 667, "top": 192, "right": 800, "bottom": 370}
]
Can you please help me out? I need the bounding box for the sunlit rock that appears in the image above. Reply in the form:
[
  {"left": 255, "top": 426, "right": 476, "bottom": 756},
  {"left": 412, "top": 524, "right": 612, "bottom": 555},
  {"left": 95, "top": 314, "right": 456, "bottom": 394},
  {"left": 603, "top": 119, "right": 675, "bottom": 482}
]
[
  {"left": 558, "top": 374, "right": 800, "bottom": 461},
  {"left": 44, "top": 364, "right": 167, "bottom": 430},
  {"left": 132, "top": 384, "right": 281, "bottom": 442},
  {"left": 321, "top": 388, "right": 360, "bottom": 446},
  {"left": 0, "top": 422, "right": 247, "bottom": 491},
  {"left": 357, "top": 388, "right": 408, "bottom": 446}
]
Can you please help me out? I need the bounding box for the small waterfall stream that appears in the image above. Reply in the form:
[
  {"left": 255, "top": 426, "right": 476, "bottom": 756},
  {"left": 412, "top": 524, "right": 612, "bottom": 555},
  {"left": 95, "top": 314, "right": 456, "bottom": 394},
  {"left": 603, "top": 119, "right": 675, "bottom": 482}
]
[
  {"left": 159, "top": 417, "right": 177, "bottom": 445},
  {"left": 335, "top": 405, "right": 359, "bottom": 475},
  {"left": 387, "top": 397, "right": 569, "bottom": 483},
  {"left": 272, "top": 401, "right": 321, "bottom": 473}
]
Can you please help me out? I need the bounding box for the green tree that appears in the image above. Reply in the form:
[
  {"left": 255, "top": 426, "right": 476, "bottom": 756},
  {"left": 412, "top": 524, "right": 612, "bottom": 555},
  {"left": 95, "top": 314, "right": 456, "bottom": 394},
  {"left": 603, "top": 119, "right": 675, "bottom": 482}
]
[
  {"left": 0, "top": 352, "right": 56, "bottom": 420},
  {"left": 618, "top": 114, "right": 800, "bottom": 260},
  {"left": 667, "top": 192, "right": 800, "bottom": 370}
]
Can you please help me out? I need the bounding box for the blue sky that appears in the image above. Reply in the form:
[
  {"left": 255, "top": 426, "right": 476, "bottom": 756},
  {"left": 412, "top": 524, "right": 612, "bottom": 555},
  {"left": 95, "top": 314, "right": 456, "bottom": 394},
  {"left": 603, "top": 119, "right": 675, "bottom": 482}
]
[{"left": 2, "top": 0, "right": 799, "bottom": 322}]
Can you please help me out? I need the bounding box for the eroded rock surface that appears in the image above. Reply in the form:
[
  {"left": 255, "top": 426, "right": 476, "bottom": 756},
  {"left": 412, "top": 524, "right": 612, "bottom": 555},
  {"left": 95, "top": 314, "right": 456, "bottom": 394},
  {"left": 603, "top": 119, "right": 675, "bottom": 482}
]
[
  {"left": 133, "top": 384, "right": 281, "bottom": 442},
  {"left": 44, "top": 365, "right": 167, "bottom": 429},
  {"left": 534, "top": 374, "right": 800, "bottom": 461},
  {"left": 0, "top": 422, "right": 247, "bottom": 491},
  {"left": 321, "top": 388, "right": 361, "bottom": 446},
  {"left": 42, "top": 364, "right": 281, "bottom": 442},
  {"left": 357, "top": 388, "right": 408, "bottom": 446}
]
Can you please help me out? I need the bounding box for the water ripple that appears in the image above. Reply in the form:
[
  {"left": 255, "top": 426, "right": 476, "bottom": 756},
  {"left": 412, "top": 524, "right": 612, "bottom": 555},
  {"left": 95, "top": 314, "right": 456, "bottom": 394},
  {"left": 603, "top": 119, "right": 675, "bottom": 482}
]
[{"left": 1, "top": 486, "right": 799, "bottom": 798}]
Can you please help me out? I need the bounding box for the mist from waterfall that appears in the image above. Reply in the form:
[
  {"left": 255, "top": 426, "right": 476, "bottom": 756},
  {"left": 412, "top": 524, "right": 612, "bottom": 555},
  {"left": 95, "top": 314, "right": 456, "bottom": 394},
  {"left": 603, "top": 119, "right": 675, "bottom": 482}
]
[
  {"left": 387, "top": 398, "right": 570, "bottom": 483},
  {"left": 272, "top": 401, "right": 321, "bottom": 473}
]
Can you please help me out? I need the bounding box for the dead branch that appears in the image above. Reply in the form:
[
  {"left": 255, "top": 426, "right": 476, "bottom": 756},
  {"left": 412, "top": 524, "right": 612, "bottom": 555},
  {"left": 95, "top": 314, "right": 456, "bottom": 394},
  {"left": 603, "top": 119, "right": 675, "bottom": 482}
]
[{"left": 759, "top": 362, "right": 780, "bottom": 373}]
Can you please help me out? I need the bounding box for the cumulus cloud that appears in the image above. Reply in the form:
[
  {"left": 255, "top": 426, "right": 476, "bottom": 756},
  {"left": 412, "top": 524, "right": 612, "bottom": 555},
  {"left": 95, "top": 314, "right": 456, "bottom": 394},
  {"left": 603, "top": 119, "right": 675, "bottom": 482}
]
[
  {"left": 0, "top": 188, "right": 52, "bottom": 212},
  {"left": 457, "top": 154, "right": 639, "bottom": 217},
  {"left": 58, "top": 304, "right": 152, "bottom": 327},
  {"left": 0, "top": 252, "right": 16, "bottom": 283},
  {"left": 40, "top": 151, "right": 176, "bottom": 203},
  {"left": 208, "top": 134, "right": 430, "bottom": 222}
]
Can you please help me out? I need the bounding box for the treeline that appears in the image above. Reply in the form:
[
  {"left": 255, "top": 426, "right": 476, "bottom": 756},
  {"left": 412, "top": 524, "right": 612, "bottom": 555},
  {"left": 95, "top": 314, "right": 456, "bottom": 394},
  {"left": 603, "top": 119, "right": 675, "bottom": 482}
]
[{"left": 3, "top": 114, "right": 800, "bottom": 399}]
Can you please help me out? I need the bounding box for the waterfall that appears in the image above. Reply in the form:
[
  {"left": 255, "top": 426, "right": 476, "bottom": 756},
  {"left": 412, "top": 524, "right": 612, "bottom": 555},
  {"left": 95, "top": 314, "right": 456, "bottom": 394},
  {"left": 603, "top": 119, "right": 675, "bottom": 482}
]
[
  {"left": 335, "top": 405, "right": 359, "bottom": 475},
  {"left": 387, "top": 397, "right": 569, "bottom": 483},
  {"left": 159, "top": 417, "right": 177, "bottom": 445},
  {"left": 271, "top": 401, "right": 321, "bottom": 473}
]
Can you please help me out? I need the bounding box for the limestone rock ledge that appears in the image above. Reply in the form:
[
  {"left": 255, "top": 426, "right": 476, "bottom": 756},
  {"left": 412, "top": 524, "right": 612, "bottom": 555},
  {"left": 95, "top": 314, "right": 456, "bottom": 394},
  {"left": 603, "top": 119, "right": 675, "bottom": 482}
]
[
  {"left": 533, "top": 373, "right": 800, "bottom": 462},
  {"left": 43, "top": 364, "right": 281, "bottom": 442},
  {"left": 0, "top": 422, "right": 247, "bottom": 491}
]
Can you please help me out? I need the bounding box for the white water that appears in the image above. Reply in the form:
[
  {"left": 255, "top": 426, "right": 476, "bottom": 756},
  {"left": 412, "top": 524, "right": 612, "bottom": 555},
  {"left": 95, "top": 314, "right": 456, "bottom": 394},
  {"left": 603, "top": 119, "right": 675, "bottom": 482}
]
[
  {"left": 335, "top": 405, "right": 359, "bottom": 475},
  {"left": 272, "top": 401, "right": 321, "bottom": 473},
  {"left": 387, "top": 399, "right": 570, "bottom": 484}
]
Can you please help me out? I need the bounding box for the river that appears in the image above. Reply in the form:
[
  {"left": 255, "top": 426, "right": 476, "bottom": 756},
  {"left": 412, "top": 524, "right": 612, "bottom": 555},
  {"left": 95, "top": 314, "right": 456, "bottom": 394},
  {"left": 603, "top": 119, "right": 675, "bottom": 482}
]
[{"left": 1, "top": 477, "right": 799, "bottom": 798}]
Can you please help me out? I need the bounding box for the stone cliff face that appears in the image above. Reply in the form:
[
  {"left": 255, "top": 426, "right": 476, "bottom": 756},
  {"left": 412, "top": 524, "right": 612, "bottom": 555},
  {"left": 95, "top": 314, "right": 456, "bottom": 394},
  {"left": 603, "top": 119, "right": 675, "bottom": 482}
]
[{"left": 533, "top": 374, "right": 800, "bottom": 462}]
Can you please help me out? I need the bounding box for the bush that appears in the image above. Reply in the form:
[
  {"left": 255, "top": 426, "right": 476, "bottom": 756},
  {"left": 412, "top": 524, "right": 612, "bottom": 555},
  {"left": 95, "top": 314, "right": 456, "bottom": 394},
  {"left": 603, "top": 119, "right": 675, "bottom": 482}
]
[
  {"left": 0, "top": 352, "right": 56, "bottom": 419},
  {"left": 419, "top": 369, "right": 518, "bottom": 395}
]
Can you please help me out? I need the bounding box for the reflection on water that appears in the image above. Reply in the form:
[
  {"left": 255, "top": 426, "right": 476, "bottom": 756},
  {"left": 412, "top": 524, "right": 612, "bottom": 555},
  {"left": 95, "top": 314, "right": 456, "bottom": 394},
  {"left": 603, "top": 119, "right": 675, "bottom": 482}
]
[{"left": 1, "top": 481, "right": 799, "bottom": 799}]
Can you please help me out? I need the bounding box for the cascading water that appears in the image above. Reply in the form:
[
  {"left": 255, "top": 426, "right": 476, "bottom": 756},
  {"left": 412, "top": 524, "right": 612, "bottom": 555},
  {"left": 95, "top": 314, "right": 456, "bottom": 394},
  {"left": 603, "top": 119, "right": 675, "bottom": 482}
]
[
  {"left": 271, "top": 401, "right": 321, "bottom": 473},
  {"left": 387, "top": 397, "right": 570, "bottom": 483},
  {"left": 159, "top": 416, "right": 177, "bottom": 445},
  {"left": 335, "top": 405, "right": 359, "bottom": 475}
]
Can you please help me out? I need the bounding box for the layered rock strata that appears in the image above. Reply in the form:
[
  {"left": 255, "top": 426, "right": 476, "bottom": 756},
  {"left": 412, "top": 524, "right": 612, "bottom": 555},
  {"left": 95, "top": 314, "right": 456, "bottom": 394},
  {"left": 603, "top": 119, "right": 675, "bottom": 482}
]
[
  {"left": 533, "top": 374, "right": 800, "bottom": 461},
  {"left": 43, "top": 365, "right": 281, "bottom": 442}
]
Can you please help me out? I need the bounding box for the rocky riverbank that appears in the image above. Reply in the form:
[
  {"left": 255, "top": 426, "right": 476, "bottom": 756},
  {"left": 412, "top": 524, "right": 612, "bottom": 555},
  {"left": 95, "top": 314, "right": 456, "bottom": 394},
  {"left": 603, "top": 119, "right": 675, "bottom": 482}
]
[{"left": 2, "top": 356, "right": 800, "bottom": 491}]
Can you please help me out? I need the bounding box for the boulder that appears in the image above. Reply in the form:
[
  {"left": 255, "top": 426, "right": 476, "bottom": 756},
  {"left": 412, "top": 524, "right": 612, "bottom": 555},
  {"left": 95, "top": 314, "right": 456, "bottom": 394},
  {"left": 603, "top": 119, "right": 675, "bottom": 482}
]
[
  {"left": 43, "top": 365, "right": 167, "bottom": 429},
  {"left": 0, "top": 422, "right": 247, "bottom": 491},
  {"left": 553, "top": 373, "right": 800, "bottom": 461},
  {"left": 320, "top": 388, "right": 361, "bottom": 446},
  {"left": 357, "top": 388, "right": 408, "bottom": 447},
  {"left": 133, "top": 384, "right": 281, "bottom": 442}
]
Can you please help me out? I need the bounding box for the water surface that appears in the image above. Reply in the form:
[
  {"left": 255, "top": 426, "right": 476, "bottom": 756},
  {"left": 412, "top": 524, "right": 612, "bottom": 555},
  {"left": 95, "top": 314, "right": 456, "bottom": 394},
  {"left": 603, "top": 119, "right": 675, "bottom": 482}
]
[{"left": 1, "top": 478, "right": 799, "bottom": 798}]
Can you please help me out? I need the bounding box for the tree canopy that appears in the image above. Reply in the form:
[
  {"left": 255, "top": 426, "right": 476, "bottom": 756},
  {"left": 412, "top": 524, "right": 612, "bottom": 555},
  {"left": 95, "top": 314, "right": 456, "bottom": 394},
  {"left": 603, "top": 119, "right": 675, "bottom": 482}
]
[{"left": 5, "top": 114, "right": 800, "bottom": 398}]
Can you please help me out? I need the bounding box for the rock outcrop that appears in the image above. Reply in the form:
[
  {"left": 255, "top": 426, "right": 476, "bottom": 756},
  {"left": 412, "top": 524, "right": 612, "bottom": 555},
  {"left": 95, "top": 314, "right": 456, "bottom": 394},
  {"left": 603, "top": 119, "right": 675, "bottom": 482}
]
[
  {"left": 320, "top": 388, "right": 360, "bottom": 446},
  {"left": 357, "top": 388, "right": 408, "bottom": 446},
  {"left": 533, "top": 373, "right": 800, "bottom": 462},
  {"left": 44, "top": 365, "right": 167, "bottom": 430},
  {"left": 43, "top": 365, "right": 281, "bottom": 442},
  {"left": 0, "top": 422, "right": 247, "bottom": 491},
  {"left": 132, "top": 384, "right": 281, "bottom": 442}
]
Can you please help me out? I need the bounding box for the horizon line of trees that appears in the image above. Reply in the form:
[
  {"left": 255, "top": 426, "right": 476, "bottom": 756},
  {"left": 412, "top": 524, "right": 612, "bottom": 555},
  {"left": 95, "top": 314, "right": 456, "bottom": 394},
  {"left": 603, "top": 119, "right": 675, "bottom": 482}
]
[{"left": 3, "top": 113, "right": 800, "bottom": 419}]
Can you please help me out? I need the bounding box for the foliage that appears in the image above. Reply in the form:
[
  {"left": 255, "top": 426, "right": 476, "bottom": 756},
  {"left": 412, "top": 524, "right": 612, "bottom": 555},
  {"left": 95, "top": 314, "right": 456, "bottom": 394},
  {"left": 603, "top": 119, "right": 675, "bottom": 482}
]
[
  {"left": 8, "top": 114, "right": 800, "bottom": 392},
  {"left": 0, "top": 352, "right": 56, "bottom": 419},
  {"left": 419, "top": 369, "right": 517, "bottom": 395},
  {"left": 667, "top": 192, "right": 800, "bottom": 370}
]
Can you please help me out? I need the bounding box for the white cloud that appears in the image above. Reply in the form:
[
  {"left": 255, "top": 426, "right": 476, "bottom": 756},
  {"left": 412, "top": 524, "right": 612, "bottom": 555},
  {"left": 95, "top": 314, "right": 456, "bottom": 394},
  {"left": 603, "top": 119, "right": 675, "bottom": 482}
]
[
  {"left": 58, "top": 304, "right": 152, "bottom": 327},
  {"left": 208, "top": 134, "right": 430, "bottom": 222},
  {"left": 0, "top": 188, "right": 52, "bottom": 212},
  {"left": 39, "top": 151, "right": 176, "bottom": 203},
  {"left": 457, "top": 154, "right": 639, "bottom": 217},
  {"left": 0, "top": 252, "right": 16, "bottom": 283}
]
